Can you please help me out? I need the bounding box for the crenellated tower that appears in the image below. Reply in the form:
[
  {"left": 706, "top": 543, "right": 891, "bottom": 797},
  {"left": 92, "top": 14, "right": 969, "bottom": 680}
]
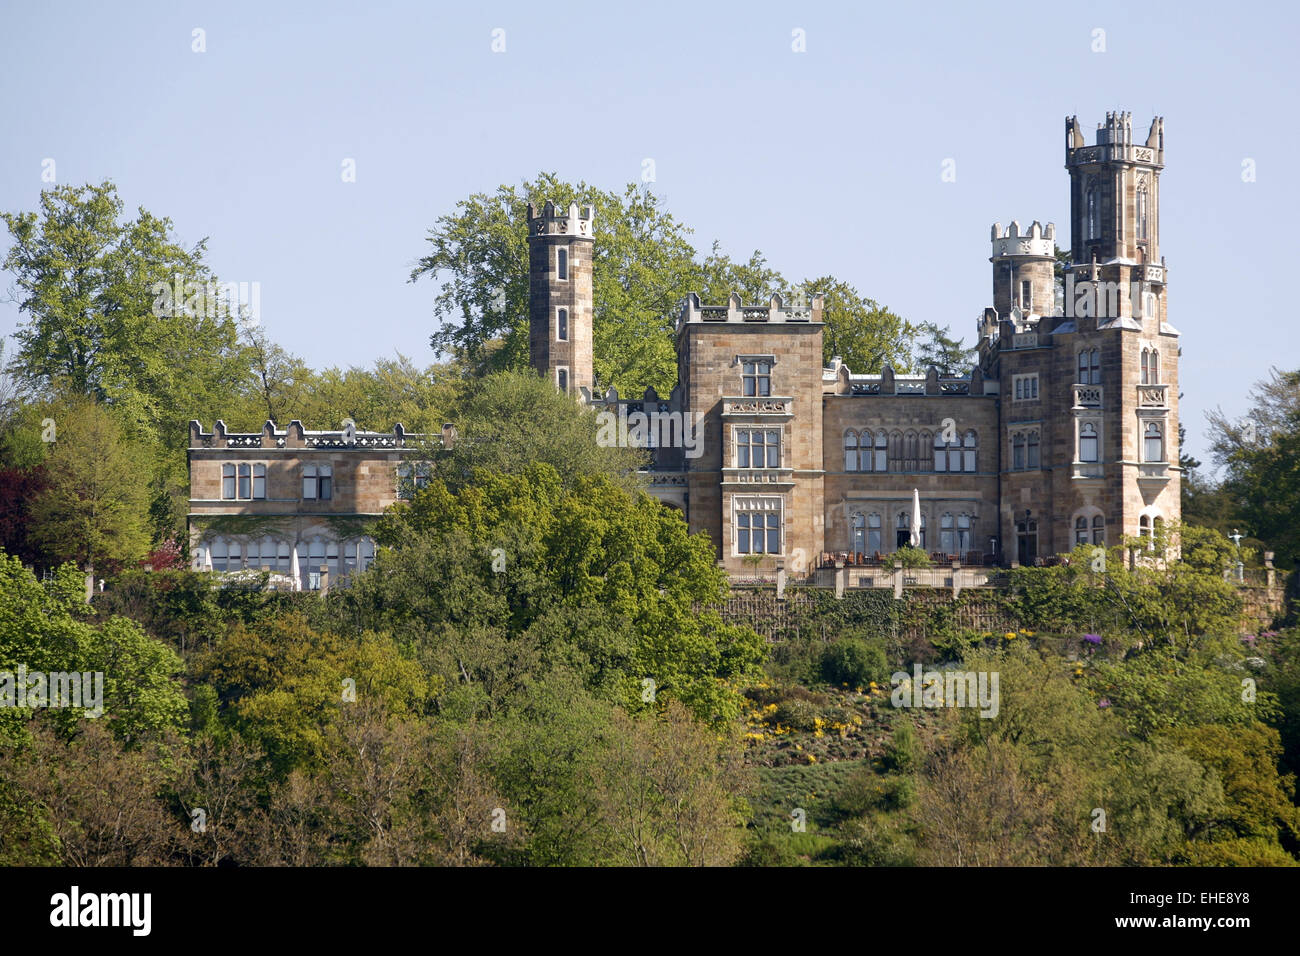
[{"left": 527, "top": 200, "right": 594, "bottom": 395}]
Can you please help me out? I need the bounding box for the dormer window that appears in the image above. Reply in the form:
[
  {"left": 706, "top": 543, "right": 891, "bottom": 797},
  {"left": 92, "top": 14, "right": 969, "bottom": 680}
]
[{"left": 556, "top": 246, "right": 569, "bottom": 281}]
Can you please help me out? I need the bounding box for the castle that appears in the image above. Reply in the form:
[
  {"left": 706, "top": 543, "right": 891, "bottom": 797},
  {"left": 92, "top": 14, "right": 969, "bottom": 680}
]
[
  {"left": 528, "top": 111, "right": 1179, "bottom": 576},
  {"left": 187, "top": 112, "right": 1179, "bottom": 586}
]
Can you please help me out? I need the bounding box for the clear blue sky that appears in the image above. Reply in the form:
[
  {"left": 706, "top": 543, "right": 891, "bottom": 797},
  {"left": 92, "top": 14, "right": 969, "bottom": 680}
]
[{"left": 2, "top": 0, "right": 1297, "bottom": 466}]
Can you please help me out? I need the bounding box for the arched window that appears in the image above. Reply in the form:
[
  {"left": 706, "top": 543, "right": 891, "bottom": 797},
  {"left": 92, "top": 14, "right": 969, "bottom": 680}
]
[
  {"left": 303, "top": 464, "right": 317, "bottom": 499},
  {"left": 221, "top": 464, "right": 236, "bottom": 500},
  {"left": 556, "top": 246, "right": 568, "bottom": 281},
  {"left": 246, "top": 538, "right": 260, "bottom": 568},
  {"left": 1141, "top": 349, "right": 1150, "bottom": 384},
  {"left": 277, "top": 539, "right": 291, "bottom": 571},
  {"left": 1136, "top": 183, "right": 1149, "bottom": 239},
  {"left": 1078, "top": 350, "right": 1088, "bottom": 384},
  {"left": 1092, "top": 515, "right": 1105, "bottom": 545},
  {"left": 252, "top": 464, "right": 266, "bottom": 500},
  {"left": 1012, "top": 432, "right": 1025, "bottom": 471},
  {"left": 228, "top": 539, "right": 242, "bottom": 569},
  {"left": 919, "top": 430, "right": 933, "bottom": 471},
  {"left": 1075, "top": 516, "right": 1090, "bottom": 545},
  {"left": 867, "top": 513, "right": 882, "bottom": 554},
  {"left": 210, "top": 537, "right": 228, "bottom": 571},
  {"left": 1027, "top": 431, "right": 1040, "bottom": 469},
  {"left": 1087, "top": 186, "right": 1100, "bottom": 240},
  {"left": 874, "top": 431, "right": 888, "bottom": 471},
  {"left": 940, "top": 513, "right": 955, "bottom": 555},
  {"left": 934, "top": 431, "right": 948, "bottom": 472},
  {"left": 1144, "top": 421, "right": 1164, "bottom": 462},
  {"left": 902, "top": 430, "right": 918, "bottom": 471},
  {"left": 957, "top": 513, "right": 973, "bottom": 553},
  {"left": 1139, "top": 514, "right": 1153, "bottom": 551},
  {"left": 1079, "top": 422, "right": 1099, "bottom": 462},
  {"left": 557, "top": 308, "right": 568, "bottom": 341},
  {"left": 963, "top": 430, "right": 977, "bottom": 472},
  {"left": 844, "top": 430, "right": 859, "bottom": 471},
  {"left": 237, "top": 464, "right": 251, "bottom": 499},
  {"left": 889, "top": 431, "right": 904, "bottom": 473},
  {"left": 1150, "top": 349, "right": 1159, "bottom": 383},
  {"left": 850, "top": 513, "right": 865, "bottom": 555}
]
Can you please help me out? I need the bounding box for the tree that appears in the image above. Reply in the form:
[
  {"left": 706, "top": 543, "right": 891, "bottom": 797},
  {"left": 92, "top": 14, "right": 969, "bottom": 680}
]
[
  {"left": 913, "top": 321, "right": 976, "bottom": 375},
  {"left": 1207, "top": 367, "right": 1300, "bottom": 567},
  {"left": 801, "top": 276, "right": 914, "bottom": 374},
  {"left": 27, "top": 400, "right": 151, "bottom": 596},
  {"left": 2, "top": 181, "right": 246, "bottom": 447}
]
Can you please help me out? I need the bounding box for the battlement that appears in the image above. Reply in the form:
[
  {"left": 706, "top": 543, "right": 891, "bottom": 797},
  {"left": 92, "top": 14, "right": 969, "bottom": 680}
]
[
  {"left": 526, "top": 200, "right": 595, "bottom": 239},
  {"left": 1066, "top": 112, "right": 1164, "bottom": 167},
  {"left": 990, "top": 220, "right": 1056, "bottom": 258},
  {"left": 675, "top": 291, "right": 824, "bottom": 334},
  {"left": 187, "top": 420, "right": 450, "bottom": 450}
]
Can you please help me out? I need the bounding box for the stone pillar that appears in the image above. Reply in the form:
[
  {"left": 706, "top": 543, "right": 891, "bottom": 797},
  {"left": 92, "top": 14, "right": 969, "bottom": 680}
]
[
  {"left": 775, "top": 564, "right": 786, "bottom": 601},
  {"left": 319, "top": 565, "right": 330, "bottom": 595},
  {"left": 834, "top": 560, "right": 845, "bottom": 600}
]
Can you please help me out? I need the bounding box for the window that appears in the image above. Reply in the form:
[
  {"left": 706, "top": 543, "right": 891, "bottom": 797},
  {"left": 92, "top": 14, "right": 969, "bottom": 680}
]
[
  {"left": 222, "top": 463, "right": 265, "bottom": 500},
  {"left": 1075, "top": 516, "right": 1090, "bottom": 546},
  {"left": 1027, "top": 431, "right": 1040, "bottom": 469},
  {"left": 210, "top": 537, "right": 227, "bottom": 570},
  {"left": 556, "top": 246, "right": 568, "bottom": 281},
  {"left": 1092, "top": 515, "right": 1105, "bottom": 545},
  {"left": 940, "top": 513, "right": 955, "bottom": 555},
  {"left": 277, "top": 539, "right": 291, "bottom": 571},
  {"left": 1139, "top": 514, "right": 1152, "bottom": 550},
  {"left": 1020, "top": 280, "right": 1032, "bottom": 311},
  {"left": 1141, "top": 349, "right": 1150, "bottom": 384},
  {"left": 252, "top": 464, "right": 266, "bottom": 499},
  {"left": 963, "top": 430, "right": 977, "bottom": 472},
  {"left": 737, "top": 429, "right": 780, "bottom": 469},
  {"left": 844, "top": 430, "right": 859, "bottom": 471},
  {"left": 1013, "top": 374, "right": 1039, "bottom": 401},
  {"left": 557, "top": 367, "right": 569, "bottom": 393},
  {"left": 904, "top": 430, "right": 919, "bottom": 471},
  {"left": 1144, "top": 421, "right": 1164, "bottom": 462},
  {"left": 1079, "top": 422, "right": 1099, "bottom": 463},
  {"left": 1141, "top": 291, "right": 1158, "bottom": 322},
  {"left": 741, "top": 360, "right": 771, "bottom": 397},
  {"left": 397, "top": 462, "right": 432, "bottom": 499},
  {"left": 736, "top": 507, "right": 781, "bottom": 555},
  {"left": 851, "top": 513, "right": 865, "bottom": 554},
  {"left": 957, "top": 514, "right": 973, "bottom": 553},
  {"left": 1137, "top": 184, "right": 1149, "bottom": 240},
  {"left": 873, "top": 431, "right": 887, "bottom": 471},
  {"left": 1078, "top": 348, "right": 1101, "bottom": 385},
  {"left": 302, "top": 464, "right": 333, "bottom": 500},
  {"left": 1086, "top": 186, "right": 1100, "bottom": 240},
  {"left": 238, "top": 464, "right": 251, "bottom": 499},
  {"left": 222, "top": 464, "right": 236, "bottom": 500},
  {"left": 1151, "top": 349, "right": 1159, "bottom": 382},
  {"left": 557, "top": 308, "right": 568, "bottom": 341},
  {"left": 1012, "top": 432, "right": 1025, "bottom": 471},
  {"left": 346, "top": 537, "right": 376, "bottom": 574},
  {"left": 867, "top": 513, "right": 882, "bottom": 554},
  {"left": 896, "top": 511, "right": 926, "bottom": 549}
]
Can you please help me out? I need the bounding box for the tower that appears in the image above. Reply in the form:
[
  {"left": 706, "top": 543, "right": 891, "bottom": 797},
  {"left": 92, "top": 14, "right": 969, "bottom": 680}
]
[
  {"left": 528, "top": 200, "right": 594, "bottom": 395},
  {"left": 990, "top": 220, "right": 1056, "bottom": 320}
]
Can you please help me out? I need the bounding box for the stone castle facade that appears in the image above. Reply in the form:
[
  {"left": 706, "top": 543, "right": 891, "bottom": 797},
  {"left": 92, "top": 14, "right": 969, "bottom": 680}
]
[
  {"left": 532, "top": 112, "right": 1180, "bottom": 575},
  {"left": 187, "top": 111, "right": 1179, "bottom": 586}
]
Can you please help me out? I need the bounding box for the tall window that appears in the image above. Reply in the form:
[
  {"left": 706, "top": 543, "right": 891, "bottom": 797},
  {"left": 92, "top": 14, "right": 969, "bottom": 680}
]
[
  {"left": 1079, "top": 422, "right": 1099, "bottom": 463},
  {"left": 1078, "top": 348, "right": 1101, "bottom": 385},
  {"left": 867, "top": 513, "right": 882, "bottom": 554},
  {"left": 1136, "top": 184, "right": 1149, "bottom": 240},
  {"left": 302, "top": 464, "right": 333, "bottom": 500},
  {"left": 557, "top": 368, "right": 568, "bottom": 392},
  {"left": 957, "top": 514, "right": 972, "bottom": 553},
  {"left": 1074, "top": 516, "right": 1090, "bottom": 545},
  {"left": 940, "top": 513, "right": 956, "bottom": 555},
  {"left": 1086, "top": 186, "right": 1100, "bottom": 240},
  {"left": 1020, "top": 280, "right": 1032, "bottom": 311},
  {"left": 1012, "top": 433, "right": 1025, "bottom": 471},
  {"left": 222, "top": 464, "right": 236, "bottom": 499},
  {"left": 1144, "top": 421, "right": 1164, "bottom": 462},
  {"left": 737, "top": 508, "right": 780, "bottom": 555},
  {"left": 737, "top": 429, "right": 780, "bottom": 468},
  {"left": 904, "top": 430, "right": 919, "bottom": 471},
  {"left": 557, "top": 308, "right": 568, "bottom": 341},
  {"left": 963, "top": 430, "right": 978, "bottom": 472},
  {"left": 896, "top": 511, "right": 926, "bottom": 549},
  {"left": 741, "top": 360, "right": 771, "bottom": 397},
  {"left": 1092, "top": 515, "right": 1105, "bottom": 545},
  {"left": 1141, "top": 349, "right": 1150, "bottom": 384},
  {"left": 1150, "top": 349, "right": 1159, "bottom": 383},
  {"left": 1027, "top": 430, "right": 1040, "bottom": 469},
  {"left": 252, "top": 464, "right": 266, "bottom": 499},
  {"left": 556, "top": 246, "right": 568, "bottom": 281},
  {"left": 844, "top": 430, "right": 859, "bottom": 471},
  {"left": 872, "top": 431, "right": 887, "bottom": 471}
]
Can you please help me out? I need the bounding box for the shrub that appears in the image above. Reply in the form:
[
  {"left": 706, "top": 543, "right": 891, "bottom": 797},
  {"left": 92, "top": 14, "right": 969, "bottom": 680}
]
[
  {"left": 882, "top": 719, "right": 921, "bottom": 775},
  {"left": 820, "top": 638, "right": 888, "bottom": 688}
]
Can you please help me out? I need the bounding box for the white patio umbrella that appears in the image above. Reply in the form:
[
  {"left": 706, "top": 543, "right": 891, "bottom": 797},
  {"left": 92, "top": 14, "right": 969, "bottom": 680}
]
[
  {"left": 289, "top": 543, "right": 302, "bottom": 592},
  {"left": 910, "top": 489, "right": 922, "bottom": 548}
]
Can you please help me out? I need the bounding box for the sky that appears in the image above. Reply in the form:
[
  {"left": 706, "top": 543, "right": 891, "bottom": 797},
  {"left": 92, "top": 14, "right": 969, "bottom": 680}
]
[{"left": 1, "top": 0, "right": 1298, "bottom": 467}]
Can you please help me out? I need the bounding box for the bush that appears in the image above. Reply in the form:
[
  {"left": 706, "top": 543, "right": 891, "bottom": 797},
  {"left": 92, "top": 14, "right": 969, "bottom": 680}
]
[
  {"left": 882, "top": 719, "right": 921, "bottom": 775},
  {"left": 820, "top": 638, "right": 888, "bottom": 688}
]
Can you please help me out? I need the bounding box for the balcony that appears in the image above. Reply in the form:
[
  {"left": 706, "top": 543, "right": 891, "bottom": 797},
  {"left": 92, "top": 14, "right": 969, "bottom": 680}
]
[
  {"left": 721, "top": 397, "right": 793, "bottom": 418},
  {"left": 1137, "top": 462, "right": 1170, "bottom": 482},
  {"left": 1073, "top": 385, "right": 1103, "bottom": 408},
  {"left": 1137, "top": 384, "right": 1168, "bottom": 408}
]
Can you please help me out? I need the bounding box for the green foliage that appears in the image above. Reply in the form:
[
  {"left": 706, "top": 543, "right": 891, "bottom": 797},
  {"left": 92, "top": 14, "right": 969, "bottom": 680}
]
[
  {"left": 893, "top": 545, "right": 931, "bottom": 569},
  {"left": 799, "top": 275, "right": 915, "bottom": 374},
  {"left": 819, "top": 638, "right": 888, "bottom": 689},
  {"left": 882, "top": 718, "right": 920, "bottom": 775},
  {"left": 913, "top": 321, "right": 976, "bottom": 375}
]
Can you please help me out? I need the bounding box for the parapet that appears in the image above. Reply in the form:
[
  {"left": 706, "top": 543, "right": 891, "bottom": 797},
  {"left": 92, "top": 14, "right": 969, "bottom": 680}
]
[
  {"left": 188, "top": 420, "right": 430, "bottom": 450},
  {"left": 527, "top": 200, "right": 595, "bottom": 239},
  {"left": 990, "top": 220, "right": 1056, "bottom": 259},
  {"left": 1066, "top": 112, "right": 1164, "bottom": 167},
  {"left": 676, "top": 291, "right": 824, "bottom": 333}
]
